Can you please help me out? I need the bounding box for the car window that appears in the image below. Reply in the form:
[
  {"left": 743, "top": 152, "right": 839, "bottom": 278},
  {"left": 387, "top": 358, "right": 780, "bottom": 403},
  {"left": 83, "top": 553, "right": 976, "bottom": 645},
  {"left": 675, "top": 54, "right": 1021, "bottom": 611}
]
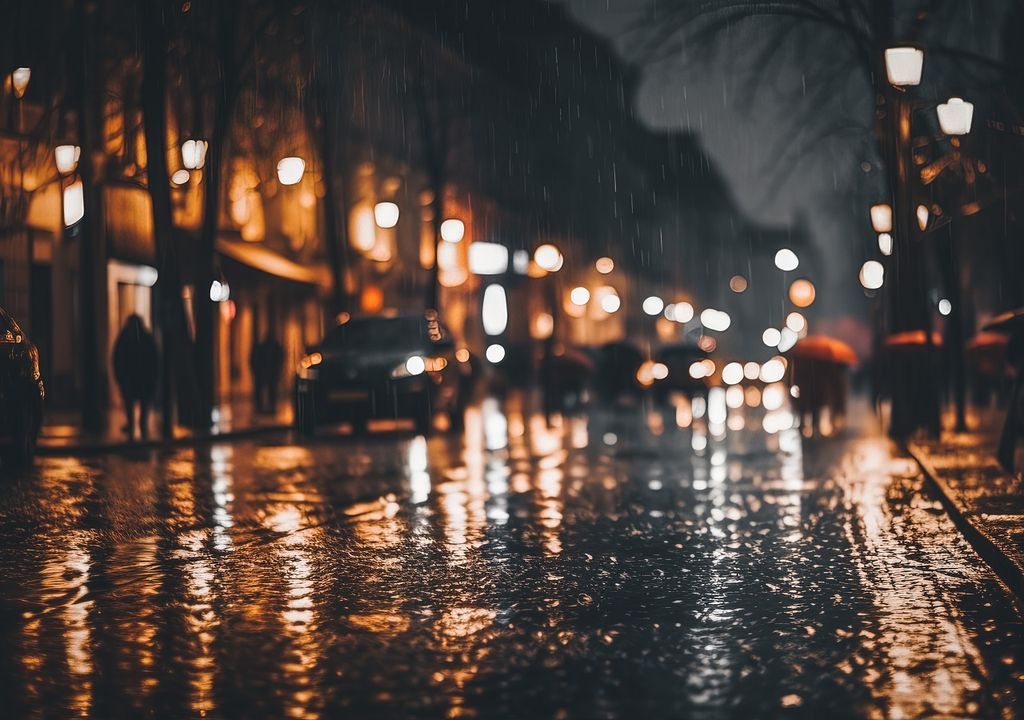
[{"left": 324, "top": 317, "right": 433, "bottom": 350}]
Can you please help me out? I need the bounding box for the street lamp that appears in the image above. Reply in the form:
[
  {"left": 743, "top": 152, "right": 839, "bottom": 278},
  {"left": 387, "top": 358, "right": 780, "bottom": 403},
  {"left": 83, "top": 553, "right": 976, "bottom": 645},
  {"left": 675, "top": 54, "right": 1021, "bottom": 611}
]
[
  {"left": 936, "top": 97, "right": 974, "bottom": 136},
  {"left": 884, "top": 47, "right": 924, "bottom": 87},
  {"left": 55, "top": 144, "right": 81, "bottom": 176},
  {"left": 373, "top": 201, "right": 400, "bottom": 229},
  {"left": 11, "top": 67, "right": 30, "bottom": 98},
  {"left": 181, "top": 139, "right": 208, "bottom": 170},
  {"left": 276, "top": 156, "right": 305, "bottom": 186},
  {"left": 869, "top": 203, "right": 893, "bottom": 233}
]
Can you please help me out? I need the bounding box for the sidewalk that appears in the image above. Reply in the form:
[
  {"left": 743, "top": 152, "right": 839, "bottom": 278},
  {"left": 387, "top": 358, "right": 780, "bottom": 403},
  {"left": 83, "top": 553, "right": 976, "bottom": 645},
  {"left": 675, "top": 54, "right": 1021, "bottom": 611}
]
[
  {"left": 38, "top": 396, "right": 292, "bottom": 455},
  {"left": 909, "top": 422, "right": 1024, "bottom": 601}
]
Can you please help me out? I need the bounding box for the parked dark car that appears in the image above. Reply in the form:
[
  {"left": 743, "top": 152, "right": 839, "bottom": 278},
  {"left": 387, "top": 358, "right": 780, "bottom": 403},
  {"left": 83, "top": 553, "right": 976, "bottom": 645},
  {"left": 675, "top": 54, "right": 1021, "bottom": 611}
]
[
  {"left": 294, "top": 312, "right": 464, "bottom": 436},
  {"left": 0, "top": 307, "right": 44, "bottom": 468},
  {"left": 652, "top": 343, "right": 709, "bottom": 405}
]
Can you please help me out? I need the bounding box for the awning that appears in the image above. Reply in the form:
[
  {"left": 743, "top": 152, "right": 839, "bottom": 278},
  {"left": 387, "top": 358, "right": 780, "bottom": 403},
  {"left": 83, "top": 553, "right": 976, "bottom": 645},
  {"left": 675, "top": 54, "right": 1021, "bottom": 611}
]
[{"left": 216, "top": 238, "right": 333, "bottom": 289}]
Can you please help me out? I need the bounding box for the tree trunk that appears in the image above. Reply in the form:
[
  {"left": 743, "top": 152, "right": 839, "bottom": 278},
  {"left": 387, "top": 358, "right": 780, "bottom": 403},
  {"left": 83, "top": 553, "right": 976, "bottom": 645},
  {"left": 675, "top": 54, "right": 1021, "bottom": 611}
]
[
  {"left": 193, "top": 5, "right": 237, "bottom": 431},
  {"left": 140, "top": 0, "right": 198, "bottom": 440},
  {"left": 72, "top": 0, "right": 106, "bottom": 432}
]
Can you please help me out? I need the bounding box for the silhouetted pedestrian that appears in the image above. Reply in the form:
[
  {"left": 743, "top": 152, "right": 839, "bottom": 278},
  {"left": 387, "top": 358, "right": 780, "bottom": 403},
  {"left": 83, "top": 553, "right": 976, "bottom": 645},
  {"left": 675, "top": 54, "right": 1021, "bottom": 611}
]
[
  {"left": 250, "top": 335, "right": 285, "bottom": 414},
  {"left": 112, "top": 314, "right": 159, "bottom": 440}
]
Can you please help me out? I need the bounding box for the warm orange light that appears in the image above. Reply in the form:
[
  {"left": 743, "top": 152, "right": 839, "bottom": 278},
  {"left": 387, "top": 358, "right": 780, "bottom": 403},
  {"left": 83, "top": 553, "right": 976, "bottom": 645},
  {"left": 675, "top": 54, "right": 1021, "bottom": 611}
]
[
  {"left": 788, "top": 278, "right": 816, "bottom": 308},
  {"left": 729, "top": 275, "right": 748, "bottom": 293},
  {"left": 361, "top": 285, "right": 384, "bottom": 313}
]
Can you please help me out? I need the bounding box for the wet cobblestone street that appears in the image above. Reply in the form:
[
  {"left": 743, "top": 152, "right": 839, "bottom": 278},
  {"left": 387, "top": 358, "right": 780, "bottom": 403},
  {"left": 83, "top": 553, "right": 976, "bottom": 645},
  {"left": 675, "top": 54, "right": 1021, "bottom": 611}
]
[{"left": 1, "top": 404, "right": 1023, "bottom": 719}]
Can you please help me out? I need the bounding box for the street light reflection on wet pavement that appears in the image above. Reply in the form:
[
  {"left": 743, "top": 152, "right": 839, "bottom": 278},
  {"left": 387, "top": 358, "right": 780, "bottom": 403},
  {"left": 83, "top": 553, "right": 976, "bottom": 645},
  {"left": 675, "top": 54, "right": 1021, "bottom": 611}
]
[{"left": 1, "top": 398, "right": 1022, "bottom": 719}]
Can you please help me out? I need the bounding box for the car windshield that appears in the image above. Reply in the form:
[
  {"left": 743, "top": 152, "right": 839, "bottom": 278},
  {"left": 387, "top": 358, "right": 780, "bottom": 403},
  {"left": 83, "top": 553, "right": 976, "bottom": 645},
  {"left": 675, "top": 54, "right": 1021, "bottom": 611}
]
[{"left": 323, "top": 316, "right": 435, "bottom": 351}]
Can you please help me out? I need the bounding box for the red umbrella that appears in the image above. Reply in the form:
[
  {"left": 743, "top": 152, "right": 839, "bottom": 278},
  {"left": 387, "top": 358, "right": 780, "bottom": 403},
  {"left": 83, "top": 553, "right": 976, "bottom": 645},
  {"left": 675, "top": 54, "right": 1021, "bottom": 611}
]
[{"left": 789, "top": 335, "right": 859, "bottom": 366}]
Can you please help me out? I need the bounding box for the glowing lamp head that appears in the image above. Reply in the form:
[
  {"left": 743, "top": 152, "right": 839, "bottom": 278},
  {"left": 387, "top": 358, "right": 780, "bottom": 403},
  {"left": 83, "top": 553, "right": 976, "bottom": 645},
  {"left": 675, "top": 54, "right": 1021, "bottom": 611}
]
[
  {"left": 11, "top": 67, "right": 30, "bottom": 98},
  {"left": 55, "top": 144, "right": 81, "bottom": 175},
  {"left": 181, "top": 139, "right": 208, "bottom": 170},
  {"left": 276, "top": 156, "right": 305, "bottom": 186},
  {"left": 884, "top": 47, "right": 924, "bottom": 87},
  {"left": 870, "top": 204, "right": 893, "bottom": 233},
  {"left": 937, "top": 98, "right": 973, "bottom": 136},
  {"left": 440, "top": 218, "right": 465, "bottom": 243},
  {"left": 373, "top": 201, "right": 400, "bottom": 229}
]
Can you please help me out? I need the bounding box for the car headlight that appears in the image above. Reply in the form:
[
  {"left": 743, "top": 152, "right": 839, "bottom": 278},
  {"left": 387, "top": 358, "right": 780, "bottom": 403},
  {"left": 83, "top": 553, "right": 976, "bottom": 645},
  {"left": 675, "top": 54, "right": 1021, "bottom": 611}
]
[{"left": 391, "top": 355, "right": 447, "bottom": 378}]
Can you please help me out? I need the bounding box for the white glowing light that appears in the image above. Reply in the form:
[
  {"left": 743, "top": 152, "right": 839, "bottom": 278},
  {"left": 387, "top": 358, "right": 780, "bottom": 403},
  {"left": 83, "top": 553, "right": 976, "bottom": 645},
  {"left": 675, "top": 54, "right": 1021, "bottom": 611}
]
[
  {"left": 534, "top": 243, "right": 562, "bottom": 272},
  {"left": 870, "top": 204, "right": 893, "bottom": 233},
  {"left": 468, "top": 242, "right": 508, "bottom": 275},
  {"left": 722, "top": 362, "right": 743, "bottom": 386},
  {"left": 11, "top": 67, "right": 31, "bottom": 98},
  {"left": 599, "top": 290, "right": 620, "bottom": 314},
  {"left": 689, "top": 361, "right": 707, "bottom": 380},
  {"left": 570, "top": 286, "right": 591, "bottom": 306},
  {"left": 171, "top": 169, "right": 191, "bottom": 185},
  {"left": 55, "top": 144, "right": 81, "bottom": 175},
  {"left": 642, "top": 295, "right": 665, "bottom": 316},
  {"left": 440, "top": 218, "right": 465, "bottom": 243},
  {"left": 759, "top": 358, "right": 786, "bottom": 384},
  {"left": 481, "top": 284, "right": 508, "bottom": 336},
  {"left": 938, "top": 298, "right": 952, "bottom": 316},
  {"left": 672, "top": 301, "right": 694, "bottom": 323},
  {"left": 513, "top": 249, "right": 530, "bottom": 274},
  {"left": 700, "top": 308, "right": 731, "bottom": 332},
  {"left": 277, "top": 157, "right": 305, "bottom": 186},
  {"left": 774, "top": 248, "right": 799, "bottom": 272},
  {"left": 596, "top": 257, "right": 614, "bottom": 274},
  {"left": 937, "top": 97, "right": 974, "bottom": 136},
  {"left": 373, "top": 201, "right": 400, "bottom": 229},
  {"left": 777, "top": 327, "right": 798, "bottom": 353},
  {"left": 405, "top": 355, "right": 425, "bottom": 376},
  {"left": 885, "top": 47, "right": 924, "bottom": 87},
  {"left": 744, "top": 362, "right": 760, "bottom": 380},
  {"left": 762, "top": 328, "right": 782, "bottom": 347},
  {"left": 652, "top": 362, "right": 668, "bottom": 380},
  {"left": 63, "top": 181, "right": 84, "bottom": 226},
  {"left": 209, "top": 280, "right": 230, "bottom": 303},
  {"left": 485, "top": 343, "right": 506, "bottom": 363},
  {"left": 860, "top": 260, "right": 885, "bottom": 290},
  {"left": 786, "top": 312, "right": 806, "bottom": 333},
  {"left": 916, "top": 205, "right": 930, "bottom": 231},
  {"left": 878, "top": 233, "right": 893, "bottom": 256},
  {"left": 181, "top": 139, "right": 208, "bottom": 170}
]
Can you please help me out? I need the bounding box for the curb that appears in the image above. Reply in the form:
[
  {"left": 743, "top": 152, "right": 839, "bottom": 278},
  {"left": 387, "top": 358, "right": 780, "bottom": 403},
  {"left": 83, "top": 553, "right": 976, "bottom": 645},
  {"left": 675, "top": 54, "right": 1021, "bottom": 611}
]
[
  {"left": 36, "top": 423, "right": 292, "bottom": 456},
  {"left": 908, "top": 443, "right": 1024, "bottom": 603}
]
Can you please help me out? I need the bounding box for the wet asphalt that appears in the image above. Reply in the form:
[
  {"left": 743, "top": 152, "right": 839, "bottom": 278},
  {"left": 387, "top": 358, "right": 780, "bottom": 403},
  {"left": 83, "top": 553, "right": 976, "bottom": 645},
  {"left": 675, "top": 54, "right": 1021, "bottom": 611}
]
[{"left": 1, "top": 399, "right": 1022, "bottom": 719}]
